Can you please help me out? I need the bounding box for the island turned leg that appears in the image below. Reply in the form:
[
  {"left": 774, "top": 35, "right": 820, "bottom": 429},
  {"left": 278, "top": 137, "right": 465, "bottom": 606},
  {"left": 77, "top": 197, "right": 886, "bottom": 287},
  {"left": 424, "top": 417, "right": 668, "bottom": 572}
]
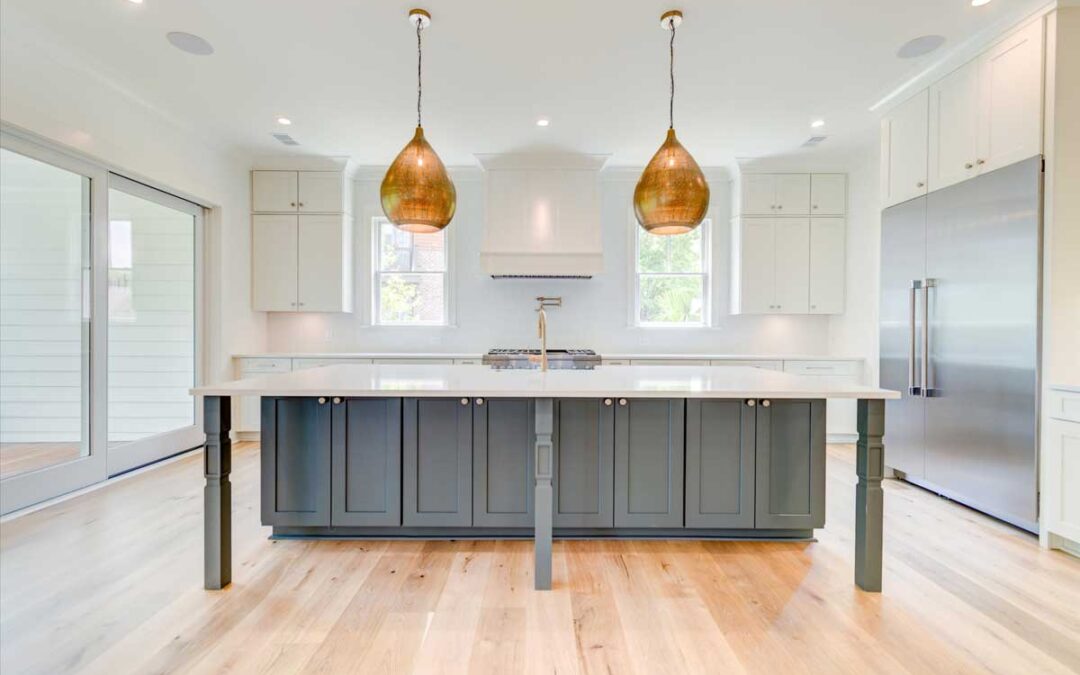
[
  {"left": 204, "top": 395, "right": 232, "bottom": 590},
  {"left": 534, "top": 398, "right": 554, "bottom": 590},
  {"left": 855, "top": 398, "right": 885, "bottom": 592}
]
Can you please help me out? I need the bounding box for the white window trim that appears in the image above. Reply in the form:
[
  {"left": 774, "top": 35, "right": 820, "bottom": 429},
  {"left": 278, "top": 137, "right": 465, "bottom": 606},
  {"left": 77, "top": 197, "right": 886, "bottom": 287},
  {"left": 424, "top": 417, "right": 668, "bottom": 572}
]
[
  {"left": 630, "top": 216, "right": 712, "bottom": 328},
  {"left": 371, "top": 216, "right": 453, "bottom": 326}
]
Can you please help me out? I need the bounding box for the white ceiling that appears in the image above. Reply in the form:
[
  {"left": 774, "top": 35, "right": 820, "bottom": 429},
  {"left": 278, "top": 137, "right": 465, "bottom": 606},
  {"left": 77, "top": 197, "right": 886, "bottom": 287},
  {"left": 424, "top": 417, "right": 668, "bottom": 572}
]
[{"left": 0, "top": 0, "right": 1047, "bottom": 167}]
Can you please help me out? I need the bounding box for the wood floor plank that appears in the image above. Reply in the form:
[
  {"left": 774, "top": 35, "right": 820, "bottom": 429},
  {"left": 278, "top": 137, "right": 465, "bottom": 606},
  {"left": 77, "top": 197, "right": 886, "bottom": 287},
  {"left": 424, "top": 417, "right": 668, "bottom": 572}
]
[{"left": 2, "top": 442, "right": 1079, "bottom": 675}]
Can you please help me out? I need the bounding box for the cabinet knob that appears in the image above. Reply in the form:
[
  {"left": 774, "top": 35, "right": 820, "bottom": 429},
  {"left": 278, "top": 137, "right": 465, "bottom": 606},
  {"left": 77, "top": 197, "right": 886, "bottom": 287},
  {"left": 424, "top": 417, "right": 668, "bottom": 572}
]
[
  {"left": 761, "top": 399, "right": 771, "bottom": 408},
  {"left": 298, "top": 202, "right": 304, "bottom": 207},
  {"left": 777, "top": 205, "right": 783, "bottom": 210},
  {"left": 460, "top": 397, "right": 469, "bottom": 406},
  {"left": 618, "top": 398, "right": 628, "bottom": 406},
  {"left": 812, "top": 205, "right": 818, "bottom": 209},
  {"left": 976, "top": 158, "right": 985, "bottom": 165},
  {"left": 810, "top": 304, "right": 817, "bottom": 309},
  {"left": 916, "top": 181, "right": 925, "bottom": 188},
  {"left": 604, "top": 398, "right": 613, "bottom": 406},
  {"left": 318, "top": 397, "right": 327, "bottom": 405},
  {"left": 332, "top": 397, "right": 342, "bottom": 405},
  {"left": 290, "top": 202, "right": 296, "bottom": 207},
  {"left": 475, "top": 397, "right": 484, "bottom": 405},
  {"left": 746, "top": 399, "right": 756, "bottom": 407},
  {"left": 965, "top": 162, "right": 974, "bottom": 169}
]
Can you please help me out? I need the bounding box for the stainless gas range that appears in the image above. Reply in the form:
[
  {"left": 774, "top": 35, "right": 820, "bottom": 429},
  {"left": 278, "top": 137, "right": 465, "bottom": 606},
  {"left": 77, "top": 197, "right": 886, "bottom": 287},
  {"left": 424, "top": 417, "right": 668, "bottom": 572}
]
[{"left": 482, "top": 348, "right": 601, "bottom": 370}]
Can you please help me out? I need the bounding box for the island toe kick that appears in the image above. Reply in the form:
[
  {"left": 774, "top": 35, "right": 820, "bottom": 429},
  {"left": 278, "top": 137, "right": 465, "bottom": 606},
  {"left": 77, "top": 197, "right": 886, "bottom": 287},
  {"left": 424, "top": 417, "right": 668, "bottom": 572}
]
[{"left": 199, "top": 391, "right": 889, "bottom": 593}]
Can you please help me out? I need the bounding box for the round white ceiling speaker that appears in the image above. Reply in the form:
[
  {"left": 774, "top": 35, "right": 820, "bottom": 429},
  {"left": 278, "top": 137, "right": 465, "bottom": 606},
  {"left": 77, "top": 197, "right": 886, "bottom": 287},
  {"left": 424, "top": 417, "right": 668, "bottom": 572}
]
[
  {"left": 897, "top": 35, "right": 946, "bottom": 59},
  {"left": 166, "top": 31, "right": 214, "bottom": 56}
]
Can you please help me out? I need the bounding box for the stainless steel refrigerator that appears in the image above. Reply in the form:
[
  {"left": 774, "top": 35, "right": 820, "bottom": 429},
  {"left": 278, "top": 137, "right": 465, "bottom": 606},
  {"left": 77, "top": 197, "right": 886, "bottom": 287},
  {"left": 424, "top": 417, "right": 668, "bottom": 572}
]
[{"left": 880, "top": 156, "right": 1041, "bottom": 532}]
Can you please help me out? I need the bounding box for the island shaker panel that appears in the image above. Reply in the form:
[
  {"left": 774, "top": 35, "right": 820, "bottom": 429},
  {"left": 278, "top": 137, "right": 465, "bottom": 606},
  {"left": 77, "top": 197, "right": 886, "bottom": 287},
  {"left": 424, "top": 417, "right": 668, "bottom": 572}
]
[
  {"left": 331, "top": 398, "right": 402, "bottom": 527},
  {"left": 473, "top": 398, "right": 535, "bottom": 527},
  {"left": 260, "top": 397, "right": 332, "bottom": 526},
  {"left": 685, "top": 399, "right": 756, "bottom": 528},
  {"left": 754, "top": 399, "right": 826, "bottom": 529},
  {"left": 403, "top": 398, "right": 473, "bottom": 526},
  {"left": 553, "top": 399, "right": 615, "bottom": 528},
  {"left": 614, "top": 398, "right": 685, "bottom": 528}
]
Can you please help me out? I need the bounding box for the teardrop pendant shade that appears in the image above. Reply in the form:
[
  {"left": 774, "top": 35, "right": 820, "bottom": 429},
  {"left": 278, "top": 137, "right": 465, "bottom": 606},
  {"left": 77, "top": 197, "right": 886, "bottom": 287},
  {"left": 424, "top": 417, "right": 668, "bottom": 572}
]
[
  {"left": 633, "top": 128, "right": 710, "bottom": 235},
  {"left": 381, "top": 126, "right": 456, "bottom": 233}
]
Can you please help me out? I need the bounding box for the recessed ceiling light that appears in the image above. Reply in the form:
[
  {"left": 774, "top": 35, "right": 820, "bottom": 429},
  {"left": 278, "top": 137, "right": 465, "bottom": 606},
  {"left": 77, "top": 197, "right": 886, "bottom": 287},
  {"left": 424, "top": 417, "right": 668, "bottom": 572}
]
[
  {"left": 536, "top": 118, "right": 550, "bottom": 127},
  {"left": 276, "top": 117, "right": 292, "bottom": 126},
  {"left": 897, "top": 35, "right": 946, "bottom": 59},
  {"left": 971, "top": 0, "right": 992, "bottom": 6},
  {"left": 811, "top": 119, "right": 825, "bottom": 128},
  {"left": 166, "top": 31, "right": 214, "bottom": 56}
]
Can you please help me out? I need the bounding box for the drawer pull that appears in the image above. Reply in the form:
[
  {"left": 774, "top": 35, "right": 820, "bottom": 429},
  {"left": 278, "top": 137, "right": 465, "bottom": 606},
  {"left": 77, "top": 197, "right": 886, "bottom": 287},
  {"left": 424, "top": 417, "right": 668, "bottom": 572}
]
[
  {"left": 332, "top": 397, "right": 342, "bottom": 405},
  {"left": 475, "top": 397, "right": 484, "bottom": 405},
  {"left": 746, "top": 399, "right": 756, "bottom": 407},
  {"left": 317, "top": 397, "right": 327, "bottom": 405},
  {"left": 618, "top": 398, "right": 628, "bottom": 406},
  {"left": 604, "top": 398, "right": 613, "bottom": 406},
  {"left": 460, "top": 397, "right": 469, "bottom": 406},
  {"left": 761, "top": 399, "right": 771, "bottom": 408}
]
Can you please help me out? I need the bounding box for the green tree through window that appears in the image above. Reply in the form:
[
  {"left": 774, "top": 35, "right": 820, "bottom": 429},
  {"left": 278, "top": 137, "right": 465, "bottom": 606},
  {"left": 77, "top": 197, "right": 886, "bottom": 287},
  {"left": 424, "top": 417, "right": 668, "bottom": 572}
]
[{"left": 635, "top": 220, "right": 709, "bottom": 325}]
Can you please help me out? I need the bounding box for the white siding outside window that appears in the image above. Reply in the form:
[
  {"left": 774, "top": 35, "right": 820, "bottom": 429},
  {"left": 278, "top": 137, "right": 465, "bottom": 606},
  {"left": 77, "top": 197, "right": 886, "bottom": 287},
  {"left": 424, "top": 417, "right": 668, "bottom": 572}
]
[
  {"left": 633, "top": 218, "right": 711, "bottom": 327},
  {"left": 372, "top": 217, "right": 449, "bottom": 325}
]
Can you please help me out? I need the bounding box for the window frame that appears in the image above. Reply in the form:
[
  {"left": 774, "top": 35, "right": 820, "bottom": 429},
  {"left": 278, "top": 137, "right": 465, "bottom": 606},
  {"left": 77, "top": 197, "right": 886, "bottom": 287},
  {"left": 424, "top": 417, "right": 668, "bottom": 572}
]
[
  {"left": 371, "top": 216, "right": 452, "bottom": 326},
  {"left": 631, "top": 216, "right": 712, "bottom": 328}
]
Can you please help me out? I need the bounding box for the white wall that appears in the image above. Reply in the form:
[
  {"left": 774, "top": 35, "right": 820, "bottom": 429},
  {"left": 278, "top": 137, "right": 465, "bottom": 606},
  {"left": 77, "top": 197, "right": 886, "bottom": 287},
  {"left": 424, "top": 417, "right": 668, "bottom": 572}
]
[
  {"left": 0, "top": 6, "right": 265, "bottom": 388},
  {"left": 264, "top": 169, "right": 836, "bottom": 356}
]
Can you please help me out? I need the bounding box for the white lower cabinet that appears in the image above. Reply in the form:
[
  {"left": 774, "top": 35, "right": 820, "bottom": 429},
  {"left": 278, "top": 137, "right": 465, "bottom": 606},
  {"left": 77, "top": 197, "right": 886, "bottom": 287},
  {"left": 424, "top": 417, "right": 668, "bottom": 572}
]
[
  {"left": 710, "top": 360, "right": 783, "bottom": 370},
  {"left": 252, "top": 214, "right": 353, "bottom": 313},
  {"left": 1043, "top": 387, "right": 1080, "bottom": 556}
]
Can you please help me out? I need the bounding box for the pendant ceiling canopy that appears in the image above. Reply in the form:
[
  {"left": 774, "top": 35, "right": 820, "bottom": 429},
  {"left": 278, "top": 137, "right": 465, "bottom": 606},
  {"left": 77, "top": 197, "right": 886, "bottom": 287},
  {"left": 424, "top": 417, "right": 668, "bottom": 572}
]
[
  {"left": 633, "top": 10, "right": 710, "bottom": 236},
  {"left": 381, "top": 8, "right": 456, "bottom": 234}
]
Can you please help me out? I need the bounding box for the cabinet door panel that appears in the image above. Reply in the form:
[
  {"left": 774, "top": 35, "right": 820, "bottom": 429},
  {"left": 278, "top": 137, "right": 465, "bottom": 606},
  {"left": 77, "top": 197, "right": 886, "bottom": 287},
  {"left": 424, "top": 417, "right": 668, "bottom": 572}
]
[
  {"left": 252, "top": 215, "right": 298, "bottom": 311},
  {"left": 881, "top": 89, "right": 929, "bottom": 208},
  {"left": 929, "top": 61, "right": 980, "bottom": 192},
  {"left": 261, "top": 397, "right": 331, "bottom": 526},
  {"left": 774, "top": 174, "right": 811, "bottom": 215},
  {"left": 773, "top": 218, "right": 810, "bottom": 314},
  {"left": 615, "top": 399, "right": 684, "bottom": 528},
  {"left": 685, "top": 400, "right": 755, "bottom": 528},
  {"left": 403, "top": 398, "right": 472, "bottom": 526},
  {"left": 553, "top": 399, "right": 614, "bottom": 528},
  {"left": 332, "top": 398, "right": 401, "bottom": 526},
  {"left": 737, "top": 218, "right": 775, "bottom": 314},
  {"left": 252, "top": 171, "right": 298, "bottom": 212},
  {"left": 977, "top": 20, "right": 1043, "bottom": 174},
  {"left": 298, "top": 171, "right": 344, "bottom": 213},
  {"left": 755, "top": 399, "right": 826, "bottom": 529},
  {"left": 808, "top": 218, "right": 846, "bottom": 314},
  {"left": 297, "top": 215, "right": 350, "bottom": 312},
  {"left": 810, "top": 174, "right": 846, "bottom": 215},
  {"left": 741, "top": 174, "right": 777, "bottom": 215},
  {"left": 474, "top": 398, "right": 535, "bottom": 527}
]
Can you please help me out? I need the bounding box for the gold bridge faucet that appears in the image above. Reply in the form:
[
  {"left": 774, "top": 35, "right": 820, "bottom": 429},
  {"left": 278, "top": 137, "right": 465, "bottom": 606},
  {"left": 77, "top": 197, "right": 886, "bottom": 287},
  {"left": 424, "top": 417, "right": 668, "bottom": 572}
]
[{"left": 536, "top": 296, "right": 562, "bottom": 372}]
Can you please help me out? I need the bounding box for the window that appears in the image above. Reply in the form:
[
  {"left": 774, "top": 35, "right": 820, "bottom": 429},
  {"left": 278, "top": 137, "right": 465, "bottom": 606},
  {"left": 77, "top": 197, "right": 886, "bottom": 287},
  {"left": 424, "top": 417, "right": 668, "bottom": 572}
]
[
  {"left": 634, "top": 219, "right": 710, "bottom": 326},
  {"left": 373, "top": 217, "right": 449, "bottom": 325}
]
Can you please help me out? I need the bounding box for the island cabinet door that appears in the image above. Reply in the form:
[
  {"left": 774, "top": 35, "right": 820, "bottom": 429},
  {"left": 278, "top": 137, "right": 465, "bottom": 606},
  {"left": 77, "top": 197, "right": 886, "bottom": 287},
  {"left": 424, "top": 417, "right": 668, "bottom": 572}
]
[
  {"left": 614, "top": 398, "right": 685, "bottom": 528},
  {"left": 685, "top": 400, "right": 756, "bottom": 528},
  {"left": 330, "top": 398, "right": 402, "bottom": 527},
  {"left": 754, "top": 399, "right": 826, "bottom": 529},
  {"left": 473, "top": 398, "right": 535, "bottom": 527},
  {"left": 403, "top": 398, "right": 473, "bottom": 526},
  {"left": 261, "top": 397, "right": 332, "bottom": 526},
  {"left": 553, "top": 399, "right": 615, "bottom": 528}
]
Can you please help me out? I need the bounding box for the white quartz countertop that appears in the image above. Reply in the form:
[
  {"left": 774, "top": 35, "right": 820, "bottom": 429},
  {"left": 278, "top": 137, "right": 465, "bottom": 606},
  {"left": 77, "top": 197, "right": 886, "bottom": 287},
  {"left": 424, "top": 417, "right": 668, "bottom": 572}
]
[
  {"left": 232, "top": 352, "right": 863, "bottom": 362},
  {"left": 195, "top": 364, "right": 898, "bottom": 399}
]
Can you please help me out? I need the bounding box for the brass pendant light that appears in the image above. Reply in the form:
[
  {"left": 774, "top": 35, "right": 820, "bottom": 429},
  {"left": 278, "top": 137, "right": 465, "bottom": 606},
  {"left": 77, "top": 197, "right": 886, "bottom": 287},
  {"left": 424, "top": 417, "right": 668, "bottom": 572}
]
[
  {"left": 633, "top": 10, "right": 709, "bottom": 236},
  {"left": 381, "top": 8, "right": 456, "bottom": 234}
]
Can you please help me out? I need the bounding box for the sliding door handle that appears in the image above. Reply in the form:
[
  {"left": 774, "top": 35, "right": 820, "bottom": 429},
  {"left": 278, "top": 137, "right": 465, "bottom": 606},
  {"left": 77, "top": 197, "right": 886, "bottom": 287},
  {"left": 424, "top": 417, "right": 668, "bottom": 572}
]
[
  {"left": 909, "top": 280, "right": 921, "bottom": 396},
  {"left": 921, "top": 279, "right": 936, "bottom": 397}
]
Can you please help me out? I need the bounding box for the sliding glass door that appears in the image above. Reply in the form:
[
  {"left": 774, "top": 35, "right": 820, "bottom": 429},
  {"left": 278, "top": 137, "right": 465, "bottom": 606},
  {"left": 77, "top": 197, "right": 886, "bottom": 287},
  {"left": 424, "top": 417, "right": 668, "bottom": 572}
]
[
  {"left": 0, "top": 131, "right": 205, "bottom": 513},
  {"left": 106, "top": 177, "right": 203, "bottom": 475}
]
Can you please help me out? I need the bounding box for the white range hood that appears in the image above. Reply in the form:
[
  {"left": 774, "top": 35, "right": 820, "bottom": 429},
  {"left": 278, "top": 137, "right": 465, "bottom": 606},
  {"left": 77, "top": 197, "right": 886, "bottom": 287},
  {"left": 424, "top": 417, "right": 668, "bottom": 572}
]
[{"left": 477, "top": 153, "right": 608, "bottom": 278}]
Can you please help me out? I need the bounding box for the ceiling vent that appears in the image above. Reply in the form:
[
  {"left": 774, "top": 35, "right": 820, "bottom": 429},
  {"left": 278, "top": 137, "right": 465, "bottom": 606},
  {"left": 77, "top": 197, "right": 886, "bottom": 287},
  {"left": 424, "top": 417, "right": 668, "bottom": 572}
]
[
  {"left": 272, "top": 132, "right": 300, "bottom": 146},
  {"left": 802, "top": 135, "right": 828, "bottom": 147}
]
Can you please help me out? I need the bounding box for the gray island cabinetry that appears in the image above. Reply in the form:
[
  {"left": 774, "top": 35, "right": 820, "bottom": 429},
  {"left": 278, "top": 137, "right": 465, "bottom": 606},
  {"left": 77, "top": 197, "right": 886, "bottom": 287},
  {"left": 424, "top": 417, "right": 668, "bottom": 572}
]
[{"left": 260, "top": 395, "right": 824, "bottom": 539}]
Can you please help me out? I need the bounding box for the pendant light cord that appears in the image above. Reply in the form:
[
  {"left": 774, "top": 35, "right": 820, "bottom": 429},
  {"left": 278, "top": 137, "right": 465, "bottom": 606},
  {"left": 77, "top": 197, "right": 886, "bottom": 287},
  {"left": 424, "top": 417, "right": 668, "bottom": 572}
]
[
  {"left": 416, "top": 17, "right": 423, "bottom": 128},
  {"left": 669, "top": 18, "right": 675, "bottom": 129}
]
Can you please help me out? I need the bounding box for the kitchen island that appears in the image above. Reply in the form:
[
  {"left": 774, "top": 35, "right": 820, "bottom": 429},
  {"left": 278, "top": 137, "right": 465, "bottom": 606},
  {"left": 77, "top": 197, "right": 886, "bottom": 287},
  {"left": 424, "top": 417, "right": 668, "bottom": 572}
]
[{"left": 193, "top": 364, "right": 898, "bottom": 592}]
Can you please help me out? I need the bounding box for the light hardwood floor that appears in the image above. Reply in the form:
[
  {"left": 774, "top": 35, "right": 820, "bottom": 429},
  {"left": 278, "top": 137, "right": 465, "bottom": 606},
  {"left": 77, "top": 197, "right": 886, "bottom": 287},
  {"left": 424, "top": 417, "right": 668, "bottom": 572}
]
[
  {"left": 0, "top": 443, "right": 83, "bottom": 480},
  {"left": 1, "top": 442, "right": 1078, "bottom": 675}
]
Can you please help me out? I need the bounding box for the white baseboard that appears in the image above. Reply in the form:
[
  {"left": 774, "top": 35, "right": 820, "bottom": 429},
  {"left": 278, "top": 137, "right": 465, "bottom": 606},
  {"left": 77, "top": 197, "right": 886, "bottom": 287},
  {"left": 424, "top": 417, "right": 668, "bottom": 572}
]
[
  {"left": 234, "top": 431, "right": 259, "bottom": 442},
  {"left": 827, "top": 433, "right": 858, "bottom": 444}
]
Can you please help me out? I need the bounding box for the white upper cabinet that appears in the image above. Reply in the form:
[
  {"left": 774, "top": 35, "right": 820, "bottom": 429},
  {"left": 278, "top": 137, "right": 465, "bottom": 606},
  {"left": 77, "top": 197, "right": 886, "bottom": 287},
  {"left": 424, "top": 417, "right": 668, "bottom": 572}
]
[
  {"left": 741, "top": 174, "right": 779, "bottom": 215},
  {"left": 251, "top": 169, "right": 353, "bottom": 313},
  {"left": 297, "top": 171, "right": 346, "bottom": 213},
  {"left": 774, "top": 174, "right": 811, "bottom": 215},
  {"left": 885, "top": 17, "right": 1044, "bottom": 206},
  {"left": 808, "top": 218, "right": 845, "bottom": 314},
  {"left": 929, "top": 60, "right": 981, "bottom": 192},
  {"left": 880, "top": 89, "right": 929, "bottom": 208},
  {"left": 252, "top": 170, "right": 350, "bottom": 213},
  {"left": 252, "top": 214, "right": 299, "bottom": 311},
  {"left": 773, "top": 219, "right": 811, "bottom": 313},
  {"left": 977, "top": 19, "right": 1044, "bottom": 174},
  {"left": 810, "top": 174, "right": 847, "bottom": 215},
  {"left": 252, "top": 171, "right": 298, "bottom": 212}
]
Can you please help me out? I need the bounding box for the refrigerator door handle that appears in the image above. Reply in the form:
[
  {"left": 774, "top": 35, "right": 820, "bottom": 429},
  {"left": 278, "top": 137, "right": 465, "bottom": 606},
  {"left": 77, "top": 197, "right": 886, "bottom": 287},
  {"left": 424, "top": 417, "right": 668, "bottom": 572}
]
[
  {"left": 922, "top": 278, "right": 936, "bottom": 397},
  {"left": 909, "top": 280, "right": 922, "bottom": 396}
]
